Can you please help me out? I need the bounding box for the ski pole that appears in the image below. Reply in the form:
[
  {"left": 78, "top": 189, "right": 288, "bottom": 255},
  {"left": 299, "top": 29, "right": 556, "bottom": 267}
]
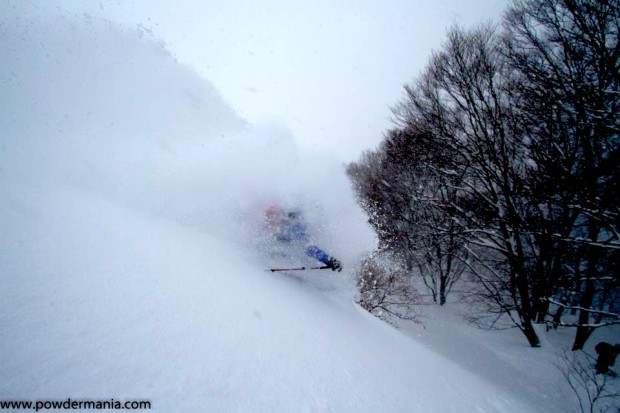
[{"left": 266, "top": 265, "right": 330, "bottom": 272}]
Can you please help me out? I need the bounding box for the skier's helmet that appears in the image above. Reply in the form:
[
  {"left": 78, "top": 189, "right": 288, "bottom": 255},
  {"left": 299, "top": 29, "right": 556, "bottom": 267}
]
[{"left": 287, "top": 208, "right": 302, "bottom": 220}]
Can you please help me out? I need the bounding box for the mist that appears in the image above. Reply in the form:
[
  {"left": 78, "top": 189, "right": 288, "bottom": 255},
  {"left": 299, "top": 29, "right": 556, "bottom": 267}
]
[{"left": 0, "top": 6, "right": 375, "bottom": 269}]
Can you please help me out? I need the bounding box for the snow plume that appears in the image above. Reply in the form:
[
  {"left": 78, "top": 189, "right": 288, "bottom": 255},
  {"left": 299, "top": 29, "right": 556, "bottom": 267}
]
[{"left": 0, "top": 4, "right": 374, "bottom": 265}]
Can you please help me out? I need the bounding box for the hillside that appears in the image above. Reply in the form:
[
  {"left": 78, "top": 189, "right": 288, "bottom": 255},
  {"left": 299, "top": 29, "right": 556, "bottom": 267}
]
[{"left": 0, "top": 6, "right": 588, "bottom": 413}]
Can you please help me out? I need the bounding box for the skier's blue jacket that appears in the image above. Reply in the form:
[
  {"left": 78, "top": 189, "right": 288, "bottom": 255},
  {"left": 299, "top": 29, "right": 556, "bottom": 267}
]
[{"left": 275, "top": 211, "right": 332, "bottom": 265}]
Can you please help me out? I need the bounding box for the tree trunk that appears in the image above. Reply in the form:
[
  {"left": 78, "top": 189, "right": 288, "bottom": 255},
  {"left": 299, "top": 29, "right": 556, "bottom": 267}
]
[
  {"left": 572, "top": 279, "right": 596, "bottom": 351},
  {"left": 572, "top": 215, "right": 602, "bottom": 350},
  {"left": 439, "top": 276, "right": 446, "bottom": 306},
  {"left": 513, "top": 260, "right": 541, "bottom": 347},
  {"left": 552, "top": 305, "right": 564, "bottom": 330},
  {"left": 572, "top": 325, "right": 594, "bottom": 351},
  {"left": 535, "top": 298, "right": 550, "bottom": 324},
  {"left": 523, "top": 318, "right": 541, "bottom": 348}
]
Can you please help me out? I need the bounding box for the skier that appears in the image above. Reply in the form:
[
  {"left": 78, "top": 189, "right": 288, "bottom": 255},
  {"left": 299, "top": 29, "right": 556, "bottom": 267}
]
[
  {"left": 263, "top": 205, "right": 343, "bottom": 272},
  {"left": 594, "top": 342, "right": 620, "bottom": 376}
]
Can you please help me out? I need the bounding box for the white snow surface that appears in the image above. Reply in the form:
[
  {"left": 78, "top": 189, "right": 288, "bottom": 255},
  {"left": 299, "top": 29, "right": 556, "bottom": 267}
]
[{"left": 0, "top": 6, "right": 599, "bottom": 413}]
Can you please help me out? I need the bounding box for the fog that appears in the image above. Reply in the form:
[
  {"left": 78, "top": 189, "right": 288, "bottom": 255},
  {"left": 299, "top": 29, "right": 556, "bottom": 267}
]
[{"left": 0, "top": 5, "right": 375, "bottom": 266}]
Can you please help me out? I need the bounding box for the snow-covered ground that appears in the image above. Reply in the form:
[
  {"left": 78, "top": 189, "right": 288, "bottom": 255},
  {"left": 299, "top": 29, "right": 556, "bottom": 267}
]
[{"left": 0, "top": 5, "right": 617, "bottom": 413}]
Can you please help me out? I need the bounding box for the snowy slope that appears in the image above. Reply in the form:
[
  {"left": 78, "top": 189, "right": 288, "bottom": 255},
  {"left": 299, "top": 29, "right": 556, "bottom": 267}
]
[
  {"left": 0, "top": 6, "right": 549, "bottom": 413},
  {"left": 1, "top": 181, "right": 541, "bottom": 413}
]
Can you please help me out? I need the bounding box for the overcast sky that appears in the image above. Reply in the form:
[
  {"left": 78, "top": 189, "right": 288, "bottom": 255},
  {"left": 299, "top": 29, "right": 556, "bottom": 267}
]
[{"left": 30, "top": 0, "right": 510, "bottom": 162}]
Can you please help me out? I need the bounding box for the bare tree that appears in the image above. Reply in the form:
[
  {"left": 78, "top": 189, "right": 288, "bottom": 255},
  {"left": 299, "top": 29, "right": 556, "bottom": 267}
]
[
  {"left": 504, "top": 0, "right": 620, "bottom": 350},
  {"left": 348, "top": 0, "right": 619, "bottom": 349},
  {"left": 347, "top": 128, "right": 468, "bottom": 305},
  {"left": 556, "top": 350, "right": 620, "bottom": 413},
  {"left": 393, "top": 25, "right": 543, "bottom": 347},
  {"left": 384, "top": 129, "right": 468, "bottom": 305},
  {"left": 355, "top": 251, "right": 422, "bottom": 325}
]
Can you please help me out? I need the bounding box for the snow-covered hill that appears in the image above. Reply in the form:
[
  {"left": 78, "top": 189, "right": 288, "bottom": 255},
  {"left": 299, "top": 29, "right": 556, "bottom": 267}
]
[{"left": 0, "top": 5, "right": 578, "bottom": 413}]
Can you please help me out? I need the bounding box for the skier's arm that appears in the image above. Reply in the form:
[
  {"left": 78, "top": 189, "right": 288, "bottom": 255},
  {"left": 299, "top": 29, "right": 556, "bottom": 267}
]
[{"left": 305, "top": 245, "right": 342, "bottom": 272}]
